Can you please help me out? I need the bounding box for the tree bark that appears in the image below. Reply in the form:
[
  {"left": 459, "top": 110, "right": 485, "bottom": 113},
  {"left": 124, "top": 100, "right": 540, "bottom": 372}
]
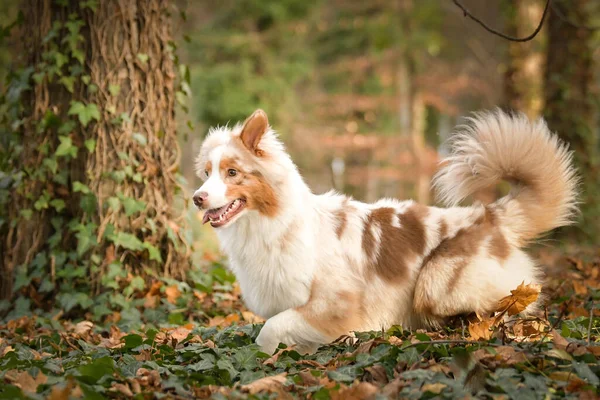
[
  {"left": 503, "top": 0, "right": 545, "bottom": 118},
  {"left": 1, "top": 0, "right": 190, "bottom": 301},
  {"left": 544, "top": 0, "right": 599, "bottom": 240}
]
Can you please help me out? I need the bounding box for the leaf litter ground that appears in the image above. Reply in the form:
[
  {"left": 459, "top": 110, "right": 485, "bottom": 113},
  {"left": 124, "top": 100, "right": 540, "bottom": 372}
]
[{"left": 1, "top": 247, "right": 599, "bottom": 399}]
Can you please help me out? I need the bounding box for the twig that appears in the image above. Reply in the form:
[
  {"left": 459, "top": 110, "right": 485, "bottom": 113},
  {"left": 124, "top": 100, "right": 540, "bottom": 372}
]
[
  {"left": 587, "top": 302, "right": 594, "bottom": 345},
  {"left": 551, "top": 2, "right": 600, "bottom": 31},
  {"left": 400, "top": 339, "right": 502, "bottom": 352},
  {"left": 452, "top": 0, "right": 551, "bottom": 42},
  {"left": 532, "top": 300, "right": 570, "bottom": 350}
]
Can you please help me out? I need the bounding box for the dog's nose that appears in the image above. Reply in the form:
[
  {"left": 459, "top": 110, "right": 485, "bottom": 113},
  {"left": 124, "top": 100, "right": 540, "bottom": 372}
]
[{"left": 193, "top": 191, "right": 208, "bottom": 208}]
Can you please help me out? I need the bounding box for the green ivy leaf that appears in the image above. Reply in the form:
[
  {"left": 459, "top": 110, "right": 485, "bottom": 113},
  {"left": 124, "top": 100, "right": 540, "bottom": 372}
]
[
  {"left": 84, "top": 139, "right": 96, "bottom": 152},
  {"left": 143, "top": 242, "right": 162, "bottom": 262},
  {"left": 58, "top": 120, "right": 76, "bottom": 135},
  {"left": 121, "top": 196, "right": 146, "bottom": 217},
  {"left": 72, "top": 181, "right": 91, "bottom": 194},
  {"left": 132, "top": 132, "right": 147, "bottom": 146},
  {"left": 107, "top": 196, "right": 120, "bottom": 211},
  {"left": 137, "top": 53, "right": 149, "bottom": 64},
  {"left": 42, "top": 158, "right": 58, "bottom": 174},
  {"left": 80, "top": 193, "right": 97, "bottom": 214},
  {"left": 68, "top": 101, "right": 100, "bottom": 127},
  {"left": 34, "top": 192, "right": 50, "bottom": 210},
  {"left": 108, "top": 84, "right": 120, "bottom": 96},
  {"left": 50, "top": 199, "right": 66, "bottom": 212},
  {"left": 77, "top": 356, "right": 115, "bottom": 384},
  {"left": 81, "top": 0, "right": 99, "bottom": 11},
  {"left": 111, "top": 231, "right": 144, "bottom": 251},
  {"left": 59, "top": 76, "right": 75, "bottom": 93},
  {"left": 55, "top": 135, "right": 77, "bottom": 158},
  {"left": 39, "top": 279, "right": 55, "bottom": 293}
]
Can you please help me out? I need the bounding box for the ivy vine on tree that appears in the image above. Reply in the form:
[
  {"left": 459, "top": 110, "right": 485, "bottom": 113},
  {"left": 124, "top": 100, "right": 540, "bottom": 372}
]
[{"left": 0, "top": 0, "right": 193, "bottom": 322}]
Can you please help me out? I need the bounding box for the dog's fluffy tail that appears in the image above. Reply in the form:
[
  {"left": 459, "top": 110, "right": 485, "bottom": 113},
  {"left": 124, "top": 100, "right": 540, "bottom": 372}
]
[{"left": 433, "top": 110, "right": 579, "bottom": 245}]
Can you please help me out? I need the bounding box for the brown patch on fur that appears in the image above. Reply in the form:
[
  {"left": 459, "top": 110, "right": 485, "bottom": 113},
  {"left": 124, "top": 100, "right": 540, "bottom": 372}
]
[
  {"left": 414, "top": 206, "right": 512, "bottom": 317},
  {"left": 361, "top": 204, "right": 429, "bottom": 284},
  {"left": 439, "top": 219, "right": 448, "bottom": 239},
  {"left": 226, "top": 170, "right": 279, "bottom": 217},
  {"left": 219, "top": 155, "right": 278, "bottom": 217},
  {"left": 296, "top": 279, "right": 365, "bottom": 339},
  {"left": 489, "top": 230, "right": 509, "bottom": 260},
  {"left": 218, "top": 156, "right": 278, "bottom": 216},
  {"left": 334, "top": 199, "right": 351, "bottom": 239}
]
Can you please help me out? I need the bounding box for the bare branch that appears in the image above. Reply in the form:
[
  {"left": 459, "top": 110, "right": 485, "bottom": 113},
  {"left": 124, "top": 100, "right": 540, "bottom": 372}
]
[{"left": 452, "top": 0, "right": 551, "bottom": 42}]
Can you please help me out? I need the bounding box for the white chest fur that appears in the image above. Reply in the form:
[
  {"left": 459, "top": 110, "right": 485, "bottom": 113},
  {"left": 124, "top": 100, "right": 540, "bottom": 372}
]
[{"left": 216, "top": 213, "right": 315, "bottom": 318}]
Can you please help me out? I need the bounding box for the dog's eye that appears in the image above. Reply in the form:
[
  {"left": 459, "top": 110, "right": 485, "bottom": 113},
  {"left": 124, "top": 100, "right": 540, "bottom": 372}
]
[
  {"left": 228, "top": 169, "right": 237, "bottom": 177},
  {"left": 204, "top": 170, "right": 209, "bottom": 177}
]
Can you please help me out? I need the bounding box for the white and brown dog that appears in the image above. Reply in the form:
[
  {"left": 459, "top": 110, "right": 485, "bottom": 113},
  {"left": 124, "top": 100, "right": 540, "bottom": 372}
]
[{"left": 193, "top": 109, "right": 578, "bottom": 354}]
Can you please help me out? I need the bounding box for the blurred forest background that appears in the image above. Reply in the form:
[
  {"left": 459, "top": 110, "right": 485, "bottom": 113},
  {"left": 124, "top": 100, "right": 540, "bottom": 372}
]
[
  {"left": 0, "top": 0, "right": 598, "bottom": 318},
  {"left": 1, "top": 1, "right": 600, "bottom": 398}
]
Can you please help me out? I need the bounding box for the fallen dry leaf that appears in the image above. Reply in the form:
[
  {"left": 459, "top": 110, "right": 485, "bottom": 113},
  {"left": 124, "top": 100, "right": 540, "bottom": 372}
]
[
  {"left": 421, "top": 382, "right": 447, "bottom": 394},
  {"left": 241, "top": 373, "right": 288, "bottom": 394},
  {"left": 264, "top": 346, "right": 296, "bottom": 366},
  {"left": 47, "top": 380, "right": 81, "bottom": 400},
  {"left": 111, "top": 382, "right": 133, "bottom": 397},
  {"left": 364, "top": 365, "right": 389, "bottom": 384},
  {"left": 549, "top": 371, "right": 587, "bottom": 392},
  {"left": 572, "top": 280, "right": 588, "bottom": 295},
  {"left": 165, "top": 285, "right": 181, "bottom": 304},
  {"left": 332, "top": 381, "right": 379, "bottom": 400},
  {"left": 242, "top": 311, "right": 264, "bottom": 323},
  {"left": 209, "top": 313, "right": 240, "bottom": 327},
  {"left": 587, "top": 346, "right": 600, "bottom": 357},
  {"left": 73, "top": 321, "right": 94, "bottom": 336},
  {"left": 468, "top": 318, "right": 493, "bottom": 340},
  {"left": 170, "top": 326, "right": 191, "bottom": 342},
  {"left": 497, "top": 282, "right": 542, "bottom": 316},
  {"left": 5, "top": 370, "right": 47, "bottom": 394},
  {"left": 2, "top": 346, "right": 14, "bottom": 356},
  {"left": 552, "top": 330, "right": 570, "bottom": 350},
  {"left": 143, "top": 295, "right": 159, "bottom": 309}
]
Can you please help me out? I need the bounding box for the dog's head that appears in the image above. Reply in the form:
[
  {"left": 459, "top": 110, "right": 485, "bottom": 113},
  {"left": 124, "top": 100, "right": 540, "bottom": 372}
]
[{"left": 193, "top": 109, "right": 291, "bottom": 228}]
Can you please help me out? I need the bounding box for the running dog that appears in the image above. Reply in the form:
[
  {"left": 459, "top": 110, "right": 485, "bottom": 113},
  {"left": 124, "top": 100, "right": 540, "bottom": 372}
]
[{"left": 193, "top": 109, "right": 578, "bottom": 354}]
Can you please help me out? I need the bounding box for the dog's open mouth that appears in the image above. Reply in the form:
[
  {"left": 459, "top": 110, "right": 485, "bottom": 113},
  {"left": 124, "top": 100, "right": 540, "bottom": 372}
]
[{"left": 202, "top": 199, "right": 246, "bottom": 227}]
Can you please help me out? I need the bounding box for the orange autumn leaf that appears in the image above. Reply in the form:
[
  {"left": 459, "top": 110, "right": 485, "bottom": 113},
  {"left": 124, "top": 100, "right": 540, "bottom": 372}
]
[
  {"left": 165, "top": 285, "right": 181, "bottom": 304},
  {"left": 242, "top": 311, "right": 264, "bottom": 324},
  {"left": 497, "top": 282, "right": 541, "bottom": 316},
  {"left": 468, "top": 318, "right": 493, "bottom": 340},
  {"left": 241, "top": 373, "right": 288, "bottom": 395},
  {"left": 332, "top": 382, "right": 379, "bottom": 400},
  {"left": 572, "top": 281, "right": 588, "bottom": 295},
  {"left": 170, "top": 326, "right": 192, "bottom": 342},
  {"left": 421, "top": 382, "right": 447, "bottom": 395},
  {"left": 5, "top": 370, "right": 47, "bottom": 394}
]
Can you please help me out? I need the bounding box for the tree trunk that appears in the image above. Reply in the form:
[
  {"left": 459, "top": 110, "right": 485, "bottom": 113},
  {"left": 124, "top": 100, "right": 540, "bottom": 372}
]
[
  {"left": 397, "top": 0, "right": 429, "bottom": 204},
  {"left": 1, "top": 0, "right": 190, "bottom": 302},
  {"left": 503, "top": 0, "right": 545, "bottom": 118},
  {"left": 544, "top": 0, "right": 599, "bottom": 240}
]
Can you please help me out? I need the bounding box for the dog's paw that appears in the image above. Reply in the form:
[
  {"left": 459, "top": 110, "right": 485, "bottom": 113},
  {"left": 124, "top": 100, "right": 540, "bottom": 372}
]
[{"left": 256, "top": 326, "right": 280, "bottom": 355}]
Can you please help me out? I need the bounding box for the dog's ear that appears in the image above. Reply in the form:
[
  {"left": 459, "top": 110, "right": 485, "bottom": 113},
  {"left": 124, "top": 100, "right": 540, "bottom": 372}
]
[{"left": 240, "top": 109, "right": 268, "bottom": 156}]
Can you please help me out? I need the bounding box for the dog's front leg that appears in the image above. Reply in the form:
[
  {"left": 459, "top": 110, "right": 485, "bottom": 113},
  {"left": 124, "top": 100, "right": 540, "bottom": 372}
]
[
  {"left": 256, "top": 288, "right": 361, "bottom": 354},
  {"left": 256, "top": 309, "right": 331, "bottom": 355}
]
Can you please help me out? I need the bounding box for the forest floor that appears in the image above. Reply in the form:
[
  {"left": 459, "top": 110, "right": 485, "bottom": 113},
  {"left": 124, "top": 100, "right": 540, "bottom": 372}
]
[{"left": 0, "top": 245, "right": 599, "bottom": 399}]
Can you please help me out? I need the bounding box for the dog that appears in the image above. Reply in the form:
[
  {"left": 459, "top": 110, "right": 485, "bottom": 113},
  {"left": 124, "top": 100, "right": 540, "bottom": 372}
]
[{"left": 193, "top": 109, "right": 578, "bottom": 354}]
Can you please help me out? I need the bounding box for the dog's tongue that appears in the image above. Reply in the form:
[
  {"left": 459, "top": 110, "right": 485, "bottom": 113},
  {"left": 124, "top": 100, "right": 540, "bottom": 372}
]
[{"left": 202, "top": 203, "right": 230, "bottom": 225}]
